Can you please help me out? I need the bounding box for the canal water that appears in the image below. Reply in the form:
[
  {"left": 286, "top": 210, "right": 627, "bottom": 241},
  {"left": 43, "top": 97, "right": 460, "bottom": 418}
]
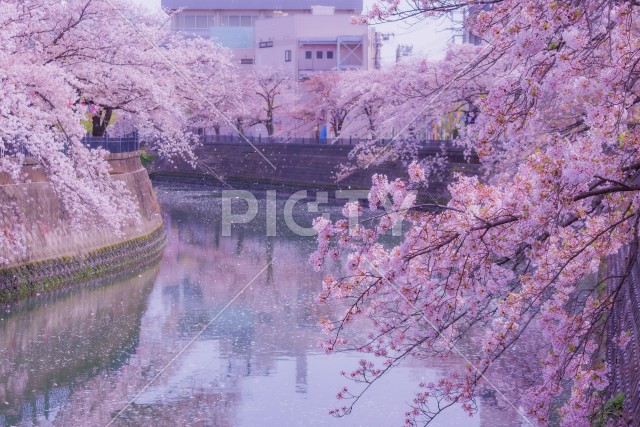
[{"left": 0, "top": 186, "right": 527, "bottom": 426}]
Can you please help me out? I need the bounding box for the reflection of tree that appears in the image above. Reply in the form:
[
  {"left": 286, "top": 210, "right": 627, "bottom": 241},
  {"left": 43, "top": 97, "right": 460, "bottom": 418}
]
[
  {"left": 214, "top": 219, "right": 221, "bottom": 249},
  {"left": 115, "top": 390, "right": 236, "bottom": 427},
  {"left": 235, "top": 228, "right": 245, "bottom": 255},
  {"left": 296, "top": 354, "right": 308, "bottom": 394},
  {"left": 157, "top": 205, "right": 332, "bottom": 383},
  {"left": 1, "top": 191, "right": 536, "bottom": 425},
  {"left": 265, "top": 237, "right": 274, "bottom": 286},
  {"left": 149, "top": 191, "right": 534, "bottom": 425},
  {"left": 0, "top": 266, "right": 159, "bottom": 425}
]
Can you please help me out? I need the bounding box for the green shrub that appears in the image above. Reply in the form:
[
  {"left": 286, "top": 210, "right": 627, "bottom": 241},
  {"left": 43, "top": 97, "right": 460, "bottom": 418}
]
[{"left": 592, "top": 392, "right": 624, "bottom": 427}]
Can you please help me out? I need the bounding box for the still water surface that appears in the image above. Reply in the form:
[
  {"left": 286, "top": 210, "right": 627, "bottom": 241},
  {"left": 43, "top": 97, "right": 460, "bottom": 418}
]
[{"left": 0, "top": 186, "right": 526, "bottom": 426}]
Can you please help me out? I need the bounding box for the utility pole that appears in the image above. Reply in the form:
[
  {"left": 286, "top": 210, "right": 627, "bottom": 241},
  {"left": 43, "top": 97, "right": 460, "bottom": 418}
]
[{"left": 374, "top": 32, "right": 394, "bottom": 69}]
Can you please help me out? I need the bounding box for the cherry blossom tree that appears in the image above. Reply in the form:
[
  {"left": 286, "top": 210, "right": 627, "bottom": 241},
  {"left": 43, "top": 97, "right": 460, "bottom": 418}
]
[
  {"left": 252, "top": 67, "right": 293, "bottom": 137},
  {"left": 295, "top": 71, "right": 358, "bottom": 139},
  {"left": 332, "top": 65, "right": 436, "bottom": 178},
  {"left": 0, "top": 0, "right": 235, "bottom": 262},
  {"left": 336, "top": 69, "right": 392, "bottom": 141},
  {"left": 313, "top": 1, "right": 640, "bottom": 425},
  {"left": 173, "top": 43, "right": 240, "bottom": 139},
  {"left": 225, "top": 75, "right": 264, "bottom": 138}
]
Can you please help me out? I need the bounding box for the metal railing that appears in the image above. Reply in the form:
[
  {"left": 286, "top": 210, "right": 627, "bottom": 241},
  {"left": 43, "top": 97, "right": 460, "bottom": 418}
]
[
  {"left": 81, "top": 132, "right": 139, "bottom": 153},
  {"left": 200, "top": 134, "right": 455, "bottom": 147},
  {"left": 0, "top": 143, "right": 31, "bottom": 158},
  {"left": 0, "top": 133, "right": 140, "bottom": 158},
  {"left": 1, "top": 132, "right": 455, "bottom": 158}
]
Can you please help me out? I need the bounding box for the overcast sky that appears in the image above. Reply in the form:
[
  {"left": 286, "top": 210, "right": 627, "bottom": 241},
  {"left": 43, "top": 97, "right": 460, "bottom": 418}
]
[{"left": 130, "top": 0, "right": 455, "bottom": 64}]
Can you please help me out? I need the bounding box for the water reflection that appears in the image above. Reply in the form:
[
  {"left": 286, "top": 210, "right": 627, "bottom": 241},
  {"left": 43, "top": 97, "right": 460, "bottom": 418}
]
[
  {"left": 0, "top": 267, "right": 158, "bottom": 426},
  {"left": 0, "top": 187, "right": 528, "bottom": 426}
]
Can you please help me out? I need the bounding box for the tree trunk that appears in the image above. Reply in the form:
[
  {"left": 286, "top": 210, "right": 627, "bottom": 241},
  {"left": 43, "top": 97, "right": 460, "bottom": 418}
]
[
  {"left": 332, "top": 115, "right": 346, "bottom": 137},
  {"left": 265, "top": 110, "right": 274, "bottom": 136},
  {"left": 235, "top": 118, "right": 245, "bottom": 137},
  {"left": 92, "top": 108, "right": 113, "bottom": 137}
]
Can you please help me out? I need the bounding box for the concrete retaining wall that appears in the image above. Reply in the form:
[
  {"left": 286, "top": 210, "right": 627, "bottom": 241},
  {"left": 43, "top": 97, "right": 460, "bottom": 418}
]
[
  {"left": 151, "top": 143, "right": 479, "bottom": 201},
  {"left": 0, "top": 227, "right": 165, "bottom": 303},
  {"left": 0, "top": 152, "right": 165, "bottom": 302}
]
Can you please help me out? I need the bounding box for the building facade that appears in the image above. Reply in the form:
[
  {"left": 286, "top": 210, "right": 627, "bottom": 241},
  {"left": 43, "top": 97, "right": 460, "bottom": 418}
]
[{"left": 161, "top": 0, "right": 376, "bottom": 78}]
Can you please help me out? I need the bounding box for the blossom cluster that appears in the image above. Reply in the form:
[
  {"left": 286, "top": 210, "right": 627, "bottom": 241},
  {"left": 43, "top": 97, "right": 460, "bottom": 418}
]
[
  {"left": 313, "top": 1, "right": 640, "bottom": 425},
  {"left": 0, "top": 0, "right": 237, "bottom": 263}
]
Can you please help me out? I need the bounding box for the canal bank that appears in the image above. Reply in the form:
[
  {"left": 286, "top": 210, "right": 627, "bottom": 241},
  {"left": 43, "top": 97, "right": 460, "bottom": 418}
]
[
  {"left": 0, "top": 152, "right": 165, "bottom": 302},
  {"left": 150, "top": 142, "right": 480, "bottom": 202}
]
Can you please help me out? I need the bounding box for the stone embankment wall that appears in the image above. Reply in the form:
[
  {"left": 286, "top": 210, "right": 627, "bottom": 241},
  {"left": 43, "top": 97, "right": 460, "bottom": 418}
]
[
  {"left": 0, "top": 152, "right": 165, "bottom": 302},
  {"left": 607, "top": 246, "right": 640, "bottom": 423},
  {"left": 151, "top": 143, "right": 480, "bottom": 201}
]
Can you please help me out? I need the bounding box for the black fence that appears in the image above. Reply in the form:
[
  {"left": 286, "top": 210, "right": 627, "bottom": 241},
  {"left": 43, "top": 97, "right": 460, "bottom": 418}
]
[
  {"left": 1, "top": 132, "right": 453, "bottom": 158},
  {"left": 81, "top": 132, "right": 139, "bottom": 153},
  {"left": 0, "top": 143, "right": 31, "bottom": 158},
  {"left": 200, "top": 134, "right": 454, "bottom": 146},
  {"left": 0, "top": 133, "right": 140, "bottom": 158}
]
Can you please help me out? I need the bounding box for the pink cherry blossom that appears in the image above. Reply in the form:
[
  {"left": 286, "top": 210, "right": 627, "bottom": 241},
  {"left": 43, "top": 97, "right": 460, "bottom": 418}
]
[
  {"left": 313, "top": 1, "right": 640, "bottom": 425},
  {"left": 0, "top": 0, "right": 237, "bottom": 262}
]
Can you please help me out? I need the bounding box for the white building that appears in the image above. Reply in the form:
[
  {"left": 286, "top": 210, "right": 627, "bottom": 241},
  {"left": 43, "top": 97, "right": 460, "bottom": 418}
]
[{"left": 161, "top": 0, "right": 377, "bottom": 78}]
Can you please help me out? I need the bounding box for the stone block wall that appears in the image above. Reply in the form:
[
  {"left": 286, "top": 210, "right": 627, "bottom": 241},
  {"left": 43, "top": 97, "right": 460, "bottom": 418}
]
[
  {"left": 607, "top": 246, "right": 640, "bottom": 423},
  {"left": 0, "top": 152, "right": 165, "bottom": 302},
  {"left": 0, "top": 227, "right": 165, "bottom": 302},
  {"left": 151, "top": 143, "right": 479, "bottom": 201}
]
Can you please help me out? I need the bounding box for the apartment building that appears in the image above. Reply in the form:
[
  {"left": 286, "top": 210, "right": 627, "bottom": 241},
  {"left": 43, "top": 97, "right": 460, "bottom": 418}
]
[
  {"left": 254, "top": 8, "right": 375, "bottom": 79},
  {"left": 161, "top": 0, "right": 377, "bottom": 78}
]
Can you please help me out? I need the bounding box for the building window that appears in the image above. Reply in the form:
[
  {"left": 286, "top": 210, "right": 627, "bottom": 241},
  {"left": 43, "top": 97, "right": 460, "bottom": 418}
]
[
  {"left": 317, "top": 51, "right": 323, "bottom": 59},
  {"left": 259, "top": 41, "right": 274, "bottom": 48},
  {"left": 173, "top": 14, "right": 214, "bottom": 30},
  {"left": 327, "top": 51, "right": 334, "bottom": 59},
  {"left": 305, "top": 51, "right": 312, "bottom": 59},
  {"left": 221, "top": 15, "right": 257, "bottom": 27},
  {"left": 184, "top": 15, "right": 196, "bottom": 28},
  {"left": 285, "top": 50, "right": 292, "bottom": 62},
  {"left": 240, "top": 58, "right": 255, "bottom": 65},
  {"left": 196, "top": 16, "right": 208, "bottom": 28}
]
